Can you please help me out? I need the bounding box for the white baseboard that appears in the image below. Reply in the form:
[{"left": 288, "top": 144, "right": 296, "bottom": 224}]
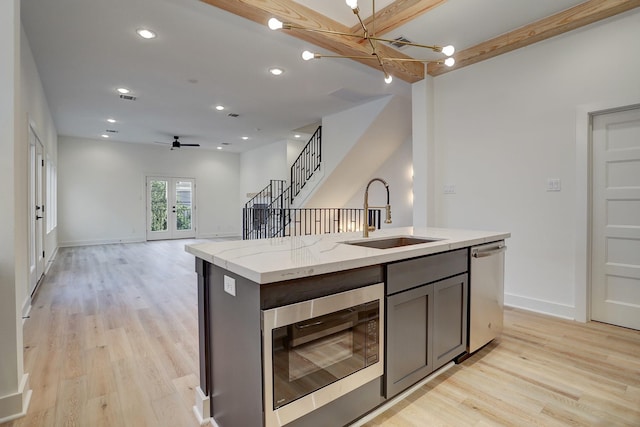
[
  {"left": 196, "top": 232, "right": 242, "bottom": 240},
  {"left": 504, "top": 292, "right": 576, "bottom": 320},
  {"left": 0, "top": 374, "right": 31, "bottom": 424},
  {"left": 21, "top": 297, "right": 32, "bottom": 325},
  {"left": 349, "top": 362, "right": 456, "bottom": 427},
  {"left": 58, "top": 237, "right": 145, "bottom": 247},
  {"left": 44, "top": 246, "right": 59, "bottom": 275},
  {"left": 192, "top": 386, "right": 212, "bottom": 425}
]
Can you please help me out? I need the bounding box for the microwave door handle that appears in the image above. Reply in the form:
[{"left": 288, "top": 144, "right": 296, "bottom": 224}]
[
  {"left": 296, "top": 310, "right": 359, "bottom": 330},
  {"left": 296, "top": 321, "right": 323, "bottom": 330}
]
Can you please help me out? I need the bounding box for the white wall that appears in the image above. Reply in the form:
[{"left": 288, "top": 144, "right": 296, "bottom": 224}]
[
  {"left": 287, "top": 139, "right": 306, "bottom": 169},
  {"left": 426, "top": 9, "right": 640, "bottom": 319},
  {"left": 306, "top": 95, "right": 412, "bottom": 208},
  {"left": 58, "top": 137, "right": 241, "bottom": 246},
  {"left": 240, "top": 139, "right": 288, "bottom": 204},
  {"left": 344, "top": 137, "right": 414, "bottom": 229},
  {"left": 20, "top": 27, "right": 59, "bottom": 294},
  {"left": 0, "top": 0, "right": 29, "bottom": 420}
]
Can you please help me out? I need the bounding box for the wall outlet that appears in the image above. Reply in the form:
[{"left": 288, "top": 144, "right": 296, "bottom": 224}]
[
  {"left": 546, "top": 178, "right": 561, "bottom": 192},
  {"left": 443, "top": 184, "right": 456, "bottom": 194},
  {"left": 223, "top": 275, "right": 236, "bottom": 296}
]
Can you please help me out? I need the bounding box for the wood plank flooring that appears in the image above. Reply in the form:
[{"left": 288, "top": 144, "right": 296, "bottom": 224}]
[{"left": 3, "top": 240, "right": 639, "bottom": 426}]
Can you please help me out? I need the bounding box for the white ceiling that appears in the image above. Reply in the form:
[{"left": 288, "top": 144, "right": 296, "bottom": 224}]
[{"left": 21, "top": 0, "right": 587, "bottom": 153}]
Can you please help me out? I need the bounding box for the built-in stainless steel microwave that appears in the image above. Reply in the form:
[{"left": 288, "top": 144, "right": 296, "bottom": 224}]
[{"left": 262, "top": 283, "right": 384, "bottom": 427}]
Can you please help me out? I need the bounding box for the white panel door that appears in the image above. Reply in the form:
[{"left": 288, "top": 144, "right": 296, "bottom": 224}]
[
  {"left": 591, "top": 106, "right": 640, "bottom": 330},
  {"left": 28, "top": 125, "right": 45, "bottom": 295},
  {"left": 146, "top": 177, "right": 196, "bottom": 240}
]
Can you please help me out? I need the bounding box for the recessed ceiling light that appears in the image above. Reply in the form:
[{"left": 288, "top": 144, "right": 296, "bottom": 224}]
[
  {"left": 101, "top": 134, "right": 109, "bottom": 138},
  {"left": 107, "top": 118, "right": 116, "bottom": 123},
  {"left": 269, "top": 67, "right": 284, "bottom": 76},
  {"left": 215, "top": 105, "right": 225, "bottom": 111},
  {"left": 242, "top": 136, "right": 249, "bottom": 140},
  {"left": 294, "top": 134, "right": 301, "bottom": 138},
  {"left": 136, "top": 28, "right": 156, "bottom": 39},
  {"left": 117, "top": 87, "right": 130, "bottom": 94},
  {"left": 217, "top": 146, "right": 222, "bottom": 150}
]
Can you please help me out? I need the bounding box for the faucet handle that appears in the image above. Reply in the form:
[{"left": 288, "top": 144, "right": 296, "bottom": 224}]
[{"left": 385, "top": 204, "right": 392, "bottom": 224}]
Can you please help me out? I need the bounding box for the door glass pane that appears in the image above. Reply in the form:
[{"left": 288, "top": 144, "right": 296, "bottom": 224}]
[
  {"left": 151, "top": 180, "right": 168, "bottom": 231},
  {"left": 175, "top": 181, "right": 193, "bottom": 231}
]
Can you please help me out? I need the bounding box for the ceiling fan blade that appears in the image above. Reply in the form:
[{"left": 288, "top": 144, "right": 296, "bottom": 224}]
[{"left": 181, "top": 143, "right": 200, "bottom": 146}]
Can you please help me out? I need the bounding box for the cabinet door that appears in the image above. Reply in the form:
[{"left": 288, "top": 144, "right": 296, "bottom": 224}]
[
  {"left": 433, "top": 274, "right": 468, "bottom": 370},
  {"left": 385, "top": 284, "right": 433, "bottom": 398}
]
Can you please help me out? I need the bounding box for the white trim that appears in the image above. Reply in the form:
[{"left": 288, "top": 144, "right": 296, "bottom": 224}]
[
  {"left": 192, "top": 386, "right": 212, "bottom": 426},
  {"left": 58, "top": 237, "right": 145, "bottom": 247},
  {"left": 21, "top": 298, "right": 31, "bottom": 325},
  {"left": 0, "top": 374, "right": 31, "bottom": 424},
  {"left": 196, "top": 232, "right": 241, "bottom": 240},
  {"left": 575, "top": 98, "right": 640, "bottom": 324},
  {"left": 349, "top": 362, "right": 456, "bottom": 427},
  {"left": 45, "top": 245, "right": 58, "bottom": 275},
  {"left": 504, "top": 294, "right": 575, "bottom": 320}
]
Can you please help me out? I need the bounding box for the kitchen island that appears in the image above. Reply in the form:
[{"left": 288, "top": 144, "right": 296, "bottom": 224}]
[{"left": 186, "top": 227, "right": 509, "bottom": 427}]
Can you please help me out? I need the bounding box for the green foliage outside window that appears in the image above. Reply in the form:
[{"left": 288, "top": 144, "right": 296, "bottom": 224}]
[
  {"left": 151, "top": 181, "right": 168, "bottom": 232},
  {"left": 176, "top": 204, "right": 192, "bottom": 230}
]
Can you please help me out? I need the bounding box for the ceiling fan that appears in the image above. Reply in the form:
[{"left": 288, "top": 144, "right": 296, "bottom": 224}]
[{"left": 156, "top": 135, "right": 201, "bottom": 150}]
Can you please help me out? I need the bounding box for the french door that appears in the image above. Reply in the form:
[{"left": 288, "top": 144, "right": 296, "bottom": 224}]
[
  {"left": 28, "top": 124, "right": 45, "bottom": 296},
  {"left": 146, "top": 177, "right": 196, "bottom": 240},
  {"left": 591, "top": 106, "right": 640, "bottom": 330}
]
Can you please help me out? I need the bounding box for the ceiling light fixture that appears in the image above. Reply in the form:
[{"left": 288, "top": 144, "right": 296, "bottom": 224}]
[
  {"left": 269, "top": 67, "right": 284, "bottom": 76},
  {"left": 107, "top": 118, "right": 116, "bottom": 123},
  {"left": 101, "top": 134, "right": 109, "bottom": 138},
  {"left": 268, "top": 0, "right": 455, "bottom": 84},
  {"left": 116, "top": 87, "right": 130, "bottom": 94},
  {"left": 136, "top": 28, "right": 157, "bottom": 39},
  {"left": 242, "top": 136, "right": 249, "bottom": 140},
  {"left": 215, "top": 105, "right": 225, "bottom": 111}
]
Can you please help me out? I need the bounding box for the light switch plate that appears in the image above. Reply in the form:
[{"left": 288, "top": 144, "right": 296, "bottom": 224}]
[
  {"left": 223, "top": 275, "right": 236, "bottom": 296},
  {"left": 443, "top": 184, "right": 456, "bottom": 194}
]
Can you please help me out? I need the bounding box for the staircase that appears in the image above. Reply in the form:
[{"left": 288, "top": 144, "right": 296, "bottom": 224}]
[
  {"left": 290, "top": 126, "right": 321, "bottom": 203},
  {"left": 242, "top": 126, "right": 380, "bottom": 240}
]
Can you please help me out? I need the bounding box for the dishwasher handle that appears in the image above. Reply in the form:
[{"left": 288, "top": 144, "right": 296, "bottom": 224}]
[{"left": 472, "top": 245, "right": 507, "bottom": 258}]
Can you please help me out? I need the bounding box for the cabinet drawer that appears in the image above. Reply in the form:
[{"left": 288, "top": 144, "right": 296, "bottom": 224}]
[{"left": 387, "top": 249, "right": 468, "bottom": 295}]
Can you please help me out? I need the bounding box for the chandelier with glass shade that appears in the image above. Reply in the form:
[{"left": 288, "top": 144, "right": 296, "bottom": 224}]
[{"left": 268, "top": 0, "right": 455, "bottom": 84}]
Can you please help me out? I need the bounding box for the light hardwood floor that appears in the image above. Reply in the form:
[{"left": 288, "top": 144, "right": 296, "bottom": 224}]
[{"left": 3, "top": 240, "right": 639, "bottom": 427}]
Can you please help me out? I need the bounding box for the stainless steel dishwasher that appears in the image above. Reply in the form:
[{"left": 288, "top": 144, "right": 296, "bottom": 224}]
[{"left": 469, "top": 241, "right": 506, "bottom": 353}]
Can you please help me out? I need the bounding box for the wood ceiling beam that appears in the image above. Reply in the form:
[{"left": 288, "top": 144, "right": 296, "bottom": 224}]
[
  {"left": 200, "top": 0, "right": 425, "bottom": 83},
  {"left": 349, "top": 0, "right": 448, "bottom": 36},
  {"left": 428, "top": 0, "right": 640, "bottom": 76}
]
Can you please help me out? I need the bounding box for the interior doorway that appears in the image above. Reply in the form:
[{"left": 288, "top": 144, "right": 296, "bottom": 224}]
[
  {"left": 28, "top": 124, "right": 45, "bottom": 296},
  {"left": 146, "top": 177, "right": 196, "bottom": 240},
  {"left": 591, "top": 105, "right": 640, "bottom": 330}
]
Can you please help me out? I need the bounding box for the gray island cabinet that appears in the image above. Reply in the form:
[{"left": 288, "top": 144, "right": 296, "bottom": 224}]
[{"left": 186, "top": 227, "right": 509, "bottom": 427}]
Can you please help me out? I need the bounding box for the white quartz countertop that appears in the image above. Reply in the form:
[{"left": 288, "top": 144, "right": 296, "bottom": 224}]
[{"left": 185, "top": 227, "right": 510, "bottom": 284}]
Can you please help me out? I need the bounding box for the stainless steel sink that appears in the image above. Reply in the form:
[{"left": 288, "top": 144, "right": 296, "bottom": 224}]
[{"left": 343, "top": 236, "right": 442, "bottom": 250}]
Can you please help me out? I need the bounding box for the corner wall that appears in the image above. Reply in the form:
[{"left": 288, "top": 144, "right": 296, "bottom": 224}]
[
  {"left": 305, "top": 95, "right": 412, "bottom": 209},
  {"left": 425, "top": 9, "right": 640, "bottom": 319},
  {"left": 240, "top": 139, "right": 288, "bottom": 204},
  {"left": 58, "top": 137, "right": 241, "bottom": 246},
  {"left": 0, "top": 0, "right": 30, "bottom": 421}
]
